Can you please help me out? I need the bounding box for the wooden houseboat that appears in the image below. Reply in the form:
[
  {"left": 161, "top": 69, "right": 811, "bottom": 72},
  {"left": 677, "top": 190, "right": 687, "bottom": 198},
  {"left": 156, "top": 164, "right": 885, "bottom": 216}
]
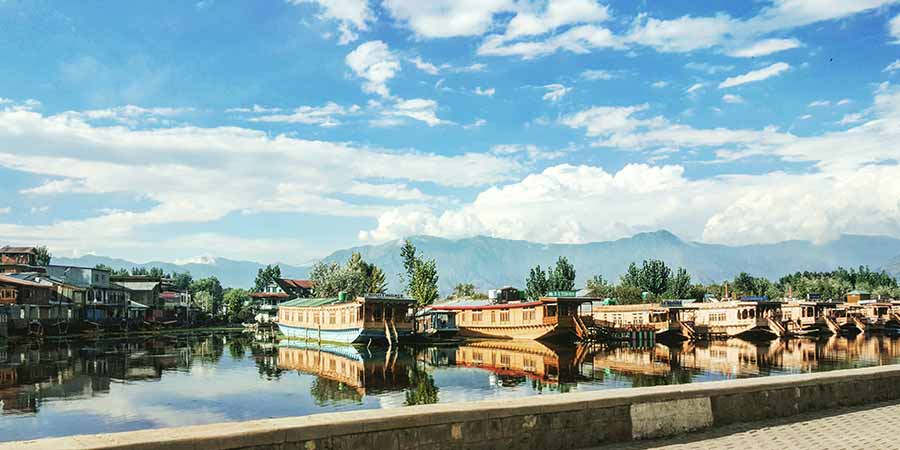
[
  {"left": 277, "top": 294, "right": 415, "bottom": 345},
  {"left": 779, "top": 300, "right": 840, "bottom": 335},
  {"left": 276, "top": 340, "right": 411, "bottom": 396},
  {"left": 415, "top": 308, "right": 459, "bottom": 339},
  {"left": 665, "top": 300, "right": 785, "bottom": 340},
  {"left": 429, "top": 295, "right": 594, "bottom": 341},
  {"left": 420, "top": 339, "right": 580, "bottom": 385}
]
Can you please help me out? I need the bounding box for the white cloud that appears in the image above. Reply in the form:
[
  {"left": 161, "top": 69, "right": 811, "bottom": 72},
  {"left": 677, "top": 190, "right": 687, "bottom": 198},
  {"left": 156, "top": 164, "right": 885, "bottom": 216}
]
[
  {"left": 383, "top": 0, "right": 513, "bottom": 38},
  {"left": 288, "top": 0, "right": 372, "bottom": 44},
  {"left": 464, "top": 118, "right": 487, "bottom": 129},
  {"left": 478, "top": 24, "right": 620, "bottom": 59},
  {"left": 626, "top": 13, "right": 736, "bottom": 53},
  {"left": 727, "top": 38, "right": 801, "bottom": 57},
  {"left": 838, "top": 112, "right": 864, "bottom": 125},
  {"left": 890, "top": 14, "right": 900, "bottom": 43},
  {"left": 651, "top": 81, "right": 669, "bottom": 88},
  {"left": 0, "top": 105, "right": 517, "bottom": 259},
  {"left": 490, "top": 143, "right": 567, "bottom": 161},
  {"left": 722, "top": 94, "right": 744, "bottom": 104},
  {"left": 885, "top": 59, "right": 900, "bottom": 72},
  {"left": 686, "top": 83, "right": 704, "bottom": 94},
  {"left": 345, "top": 40, "right": 400, "bottom": 98},
  {"left": 542, "top": 84, "right": 572, "bottom": 102},
  {"left": 473, "top": 86, "right": 496, "bottom": 97},
  {"left": 684, "top": 62, "right": 734, "bottom": 75},
  {"left": 837, "top": 99, "right": 852, "bottom": 105},
  {"left": 502, "top": 0, "right": 610, "bottom": 40},
  {"left": 808, "top": 100, "right": 830, "bottom": 107},
  {"left": 58, "top": 105, "right": 191, "bottom": 126},
  {"left": 381, "top": 98, "right": 449, "bottom": 126},
  {"left": 226, "top": 104, "right": 282, "bottom": 113},
  {"left": 247, "top": 102, "right": 359, "bottom": 127},
  {"left": 719, "top": 62, "right": 790, "bottom": 88},
  {"left": 409, "top": 56, "right": 439, "bottom": 75},
  {"left": 799, "top": 114, "right": 812, "bottom": 120},
  {"left": 0, "top": 207, "right": 9, "bottom": 214},
  {"left": 581, "top": 69, "right": 616, "bottom": 81}
]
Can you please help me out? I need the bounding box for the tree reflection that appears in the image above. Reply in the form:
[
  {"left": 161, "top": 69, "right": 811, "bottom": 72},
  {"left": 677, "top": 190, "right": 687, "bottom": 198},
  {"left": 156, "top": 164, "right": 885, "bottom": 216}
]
[
  {"left": 310, "top": 378, "right": 363, "bottom": 406},
  {"left": 404, "top": 362, "right": 439, "bottom": 406}
]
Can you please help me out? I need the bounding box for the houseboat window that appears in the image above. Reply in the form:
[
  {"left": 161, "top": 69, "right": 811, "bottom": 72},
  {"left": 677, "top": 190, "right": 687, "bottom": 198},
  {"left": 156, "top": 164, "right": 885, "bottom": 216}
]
[
  {"left": 342, "top": 309, "right": 348, "bottom": 323},
  {"left": 472, "top": 311, "right": 482, "bottom": 322},
  {"left": 329, "top": 311, "right": 336, "bottom": 324},
  {"left": 499, "top": 309, "right": 510, "bottom": 322},
  {"left": 546, "top": 304, "right": 557, "bottom": 317},
  {"left": 314, "top": 312, "right": 320, "bottom": 324},
  {"left": 749, "top": 309, "right": 756, "bottom": 318},
  {"left": 523, "top": 307, "right": 535, "bottom": 321},
  {"left": 490, "top": 310, "right": 495, "bottom": 323}
]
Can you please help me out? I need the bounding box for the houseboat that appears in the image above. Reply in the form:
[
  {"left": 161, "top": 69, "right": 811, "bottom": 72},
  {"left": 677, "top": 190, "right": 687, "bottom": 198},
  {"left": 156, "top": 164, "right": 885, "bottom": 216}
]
[
  {"left": 415, "top": 308, "right": 459, "bottom": 339},
  {"left": 420, "top": 339, "right": 581, "bottom": 385},
  {"left": 662, "top": 299, "right": 786, "bottom": 340},
  {"left": 276, "top": 293, "right": 415, "bottom": 345},
  {"left": 428, "top": 294, "right": 594, "bottom": 341},
  {"left": 591, "top": 303, "right": 671, "bottom": 339},
  {"left": 779, "top": 300, "right": 840, "bottom": 335}
]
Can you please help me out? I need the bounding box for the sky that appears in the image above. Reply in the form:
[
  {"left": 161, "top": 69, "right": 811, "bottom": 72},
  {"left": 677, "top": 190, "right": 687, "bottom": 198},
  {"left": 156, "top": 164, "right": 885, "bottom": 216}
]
[{"left": 1, "top": 0, "right": 899, "bottom": 265}]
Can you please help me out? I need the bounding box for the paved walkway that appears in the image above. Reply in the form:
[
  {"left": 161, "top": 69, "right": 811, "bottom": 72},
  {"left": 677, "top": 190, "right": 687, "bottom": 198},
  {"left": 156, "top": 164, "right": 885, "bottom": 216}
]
[{"left": 592, "top": 400, "right": 900, "bottom": 450}]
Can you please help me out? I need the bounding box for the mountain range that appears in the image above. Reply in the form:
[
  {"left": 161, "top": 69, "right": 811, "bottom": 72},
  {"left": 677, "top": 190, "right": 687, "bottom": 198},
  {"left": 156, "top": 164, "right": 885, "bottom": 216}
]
[{"left": 50, "top": 231, "right": 900, "bottom": 292}]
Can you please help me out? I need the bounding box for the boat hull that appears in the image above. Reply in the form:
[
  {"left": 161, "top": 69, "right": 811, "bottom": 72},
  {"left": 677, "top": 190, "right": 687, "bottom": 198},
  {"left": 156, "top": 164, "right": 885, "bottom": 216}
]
[
  {"left": 456, "top": 323, "right": 569, "bottom": 341},
  {"left": 277, "top": 323, "right": 411, "bottom": 344}
]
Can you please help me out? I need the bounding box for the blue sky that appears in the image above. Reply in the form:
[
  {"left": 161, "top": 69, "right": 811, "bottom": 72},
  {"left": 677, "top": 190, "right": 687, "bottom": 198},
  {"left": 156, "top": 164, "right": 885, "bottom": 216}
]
[{"left": 1, "top": 0, "right": 899, "bottom": 264}]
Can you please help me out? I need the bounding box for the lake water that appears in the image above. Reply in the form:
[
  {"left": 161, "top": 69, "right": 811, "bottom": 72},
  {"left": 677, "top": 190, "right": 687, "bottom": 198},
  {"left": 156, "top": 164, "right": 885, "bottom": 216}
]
[{"left": 2, "top": 332, "right": 900, "bottom": 442}]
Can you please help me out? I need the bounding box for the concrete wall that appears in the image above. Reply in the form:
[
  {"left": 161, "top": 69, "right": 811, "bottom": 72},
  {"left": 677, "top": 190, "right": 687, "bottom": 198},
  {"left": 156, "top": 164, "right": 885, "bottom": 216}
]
[{"left": 7, "top": 364, "right": 900, "bottom": 450}]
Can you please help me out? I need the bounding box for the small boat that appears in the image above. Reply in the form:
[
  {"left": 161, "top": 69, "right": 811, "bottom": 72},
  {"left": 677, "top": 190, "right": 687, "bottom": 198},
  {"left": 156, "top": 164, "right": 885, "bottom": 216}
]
[
  {"left": 277, "top": 293, "right": 415, "bottom": 345},
  {"left": 415, "top": 308, "right": 459, "bottom": 339}
]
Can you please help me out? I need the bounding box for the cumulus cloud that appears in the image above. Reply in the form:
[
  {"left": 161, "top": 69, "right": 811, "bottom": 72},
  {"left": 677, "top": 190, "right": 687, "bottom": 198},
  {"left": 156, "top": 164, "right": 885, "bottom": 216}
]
[
  {"left": 626, "top": 13, "right": 736, "bottom": 53},
  {"left": 722, "top": 94, "right": 744, "bottom": 104},
  {"left": 581, "top": 69, "right": 616, "bottom": 80},
  {"left": 891, "top": 14, "right": 900, "bottom": 43},
  {"left": 885, "top": 59, "right": 900, "bottom": 72},
  {"left": 542, "top": 84, "right": 571, "bottom": 102},
  {"left": 383, "top": 0, "right": 513, "bottom": 38},
  {"left": 409, "top": 56, "right": 439, "bottom": 75},
  {"left": 727, "top": 38, "right": 801, "bottom": 57},
  {"left": 719, "top": 62, "right": 790, "bottom": 88},
  {"left": 0, "top": 105, "right": 516, "bottom": 258},
  {"left": 478, "top": 24, "right": 620, "bottom": 59},
  {"left": 345, "top": 40, "right": 400, "bottom": 98},
  {"left": 288, "top": 0, "right": 372, "bottom": 44},
  {"left": 380, "top": 98, "right": 449, "bottom": 126}
]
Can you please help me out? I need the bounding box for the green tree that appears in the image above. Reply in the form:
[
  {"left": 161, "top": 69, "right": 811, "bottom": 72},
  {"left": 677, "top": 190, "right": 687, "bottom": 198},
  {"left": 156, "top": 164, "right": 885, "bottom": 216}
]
[
  {"left": 548, "top": 256, "right": 576, "bottom": 291},
  {"left": 254, "top": 264, "right": 282, "bottom": 292},
  {"left": 639, "top": 259, "right": 671, "bottom": 297},
  {"left": 525, "top": 265, "right": 550, "bottom": 301},
  {"left": 94, "top": 264, "right": 129, "bottom": 276},
  {"left": 400, "top": 239, "right": 418, "bottom": 293},
  {"left": 223, "top": 288, "right": 250, "bottom": 323},
  {"left": 409, "top": 259, "right": 439, "bottom": 307},
  {"left": 585, "top": 275, "right": 613, "bottom": 298},
  {"left": 613, "top": 284, "right": 644, "bottom": 304},
  {"left": 667, "top": 268, "right": 693, "bottom": 299},
  {"left": 191, "top": 277, "right": 224, "bottom": 315},
  {"left": 620, "top": 262, "right": 642, "bottom": 287},
  {"left": 194, "top": 291, "right": 214, "bottom": 314},
  {"left": 310, "top": 253, "right": 388, "bottom": 298},
  {"left": 404, "top": 366, "right": 439, "bottom": 406},
  {"left": 34, "top": 245, "right": 51, "bottom": 266},
  {"left": 171, "top": 271, "right": 193, "bottom": 291},
  {"left": 451, "top": 283, "right": 477, "bottom": 299}
]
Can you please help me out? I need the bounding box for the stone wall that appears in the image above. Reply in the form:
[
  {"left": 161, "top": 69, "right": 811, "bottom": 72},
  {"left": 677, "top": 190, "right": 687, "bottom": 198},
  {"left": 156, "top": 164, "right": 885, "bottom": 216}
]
[{"left": 7, "top": 364, "right": 900, "bottom": 450}]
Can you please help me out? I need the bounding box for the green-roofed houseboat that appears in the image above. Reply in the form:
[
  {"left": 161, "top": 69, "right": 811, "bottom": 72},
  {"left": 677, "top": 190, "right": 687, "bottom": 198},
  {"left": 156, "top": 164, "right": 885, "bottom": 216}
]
[{"left": 276, "top": 293, "right": 415, "bottom": 344}]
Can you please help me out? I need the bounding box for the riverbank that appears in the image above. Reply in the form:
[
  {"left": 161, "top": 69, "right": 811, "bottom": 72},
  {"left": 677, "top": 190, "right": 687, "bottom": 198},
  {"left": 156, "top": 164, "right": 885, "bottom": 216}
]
[
  {"left": 7, "top": 363, "right": 900, "bottom": 450},
  {"left": 0, "top": 325, "right": 245, "bottom": 343}
]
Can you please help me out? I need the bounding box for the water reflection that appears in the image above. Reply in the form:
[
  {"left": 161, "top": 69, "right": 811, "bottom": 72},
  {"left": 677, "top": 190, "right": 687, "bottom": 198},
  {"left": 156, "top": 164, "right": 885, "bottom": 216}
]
[{"left": 2, "top": 333, "right": 900, "bottom": 442}]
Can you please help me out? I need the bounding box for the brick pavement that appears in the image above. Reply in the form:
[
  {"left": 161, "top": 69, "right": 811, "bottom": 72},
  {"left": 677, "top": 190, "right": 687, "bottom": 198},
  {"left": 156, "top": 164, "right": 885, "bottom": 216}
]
[{"left": 591, "top": 400, "right": 900, "bottom": 450}]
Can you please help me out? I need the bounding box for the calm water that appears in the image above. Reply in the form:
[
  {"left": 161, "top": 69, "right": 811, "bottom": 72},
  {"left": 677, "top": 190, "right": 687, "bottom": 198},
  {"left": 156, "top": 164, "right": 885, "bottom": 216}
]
[{"left": 2, "top": 332, "right": 900, "bottom": 442}]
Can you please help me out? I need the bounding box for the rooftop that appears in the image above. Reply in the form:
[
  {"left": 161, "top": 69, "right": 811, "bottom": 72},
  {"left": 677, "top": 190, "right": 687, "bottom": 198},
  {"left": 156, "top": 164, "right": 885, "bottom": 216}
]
[
  {"left": 278, "top": 278, "right": 314, "bottom": 289},
  {"left": 0, "top": 246, "right": 37, "bottom": 254},
  {"left": 0, "top": 273, "right": 51, "bottom": 288}
]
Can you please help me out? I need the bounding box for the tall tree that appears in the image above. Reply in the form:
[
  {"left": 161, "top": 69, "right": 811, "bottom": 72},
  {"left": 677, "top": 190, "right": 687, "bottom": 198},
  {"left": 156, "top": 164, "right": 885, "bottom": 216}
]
[
  {"left": 34, "top": 246, "right": 51, "bottom": 266},
  {"left": 548, "top": 256, "right": 576, "bottom": 291},
  {"left": 639, "top": 259, "right": 671, "bottom": 297},
  {"left": 400, "top": 239, "right": 418, "bottom": 293},
  {"left": 525, "top": 265, "right": 550, "bottom": 301},
  {"left": 451, "top": 283, "right": 477, "bottom": 299},
  {"left": 171, "top": 272, "right": 193, "bottom": 291},
  {"left": 409, "top": 259, "right": 439, "bottom": 307},
  {"left": 309, "top": 253, "right": 387, "bottom": 298},
  {"left": 223, "top": 288, "right": 250, "bottom": 323},
  {"left": 667, "top": 268, "right": 693, "bottom": 299},
  {"left": 191, "top": 277, "right": 224, "bottom": 314},
  {"left": 254, "top": 264, "right": 282, "bottom": 292},
  {"left": 585, "top": 275, "right": 613, "bottom": 298},
  {"left": 620, "top": 262, "right": 642, "bottom": 287}
]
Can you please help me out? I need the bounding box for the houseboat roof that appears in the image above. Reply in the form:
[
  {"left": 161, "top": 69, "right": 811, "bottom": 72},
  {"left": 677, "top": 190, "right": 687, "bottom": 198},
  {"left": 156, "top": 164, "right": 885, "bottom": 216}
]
[
  {"left": 116, "top": 281, "right": 161, "bottom": 292},
  {"left": 0, "top": 246, "right": 37, "bottom": 254},
  {"left": 249, "top": 291, "right": 290, "bottom": 298},
  {"left": 539, "top": 295, "right": 597, "bottom": 303},
  {"left": 592, "top": 303, "right": 666, "bottom": 312},
  {"left": 281, "top": 297, "right": 351, "bottom": 308},
  {"left": 431, "top": 299, "right": 543, "bottom": 310},
  {"left": 0, "top": 273, "right": 50, "bottom": 288},
  {"left": 277, "top": 278, "right": 314, "bottom": 289},
  {"left": 848, "top": 289, "right": 870, "bottom": 295}
]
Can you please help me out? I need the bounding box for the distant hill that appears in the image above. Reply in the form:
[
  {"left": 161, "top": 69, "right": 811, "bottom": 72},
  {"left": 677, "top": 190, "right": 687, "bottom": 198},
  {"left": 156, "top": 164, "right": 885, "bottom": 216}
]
[
  {"left": 319, "top": 231, "right": 900, "bottom": 294},
  {"left": 49, "top": 231, "right": 900, "bottom": 291},
  {"left": 50, "top": 254, "right": 309, "bottom": 289}
]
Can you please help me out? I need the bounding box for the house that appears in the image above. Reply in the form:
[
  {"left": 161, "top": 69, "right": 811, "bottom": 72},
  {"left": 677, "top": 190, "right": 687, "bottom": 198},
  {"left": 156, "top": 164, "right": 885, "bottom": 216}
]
[
  {"left": 112, "top": 275, "right": 163, "bottom": 321},
  {"left": 0, "top": 273, "right": 52, "bottom": 335},
  {"left": 488, "top": 286, "right": 521, "bottom": 303},
  {"left": 0, "top": 246, "right": 44, "bottom": 274},
  {"left": 43, "top": 265, "right": 129, "bottom": 323},
  {"left": 249, "top": 278, "right": 314, "bottom": 323},
  {"left": 159, "top": 290, "right": 195, "bottom": 324},
  {"left": 6, "top": 272, "right": 81, "bottom": 324}
]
